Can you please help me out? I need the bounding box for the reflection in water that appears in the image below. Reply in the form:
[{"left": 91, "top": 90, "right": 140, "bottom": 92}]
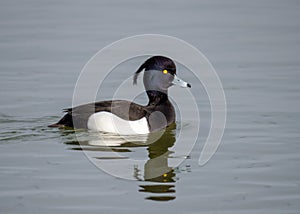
[
  {"left": 139, "top": 126, "right": 176, "bottom": 201},
  {"left": 63, "top": 123, "right": 187, "bottom": 201}
]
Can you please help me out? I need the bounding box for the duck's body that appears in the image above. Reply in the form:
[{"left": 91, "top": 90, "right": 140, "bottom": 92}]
[{"left": 49, "top": 56, "right": 190, "bottom": 134}]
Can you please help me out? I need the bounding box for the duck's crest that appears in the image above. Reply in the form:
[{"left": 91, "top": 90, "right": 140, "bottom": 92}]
[{"left": 133, "top": 61, "right": 146, "bottom": 85}]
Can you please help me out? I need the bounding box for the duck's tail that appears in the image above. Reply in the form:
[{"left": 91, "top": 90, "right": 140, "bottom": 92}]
[
  {"left": 48, "top": 113, "right": 73, "bottom": 128},
  {"left": 48, "top": 123, "right": 64, "bottom": 128}
]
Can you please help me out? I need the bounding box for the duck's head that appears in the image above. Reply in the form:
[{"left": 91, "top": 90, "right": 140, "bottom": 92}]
[{"left": 133, "top": 56, "right": 191, "bottom": 94}]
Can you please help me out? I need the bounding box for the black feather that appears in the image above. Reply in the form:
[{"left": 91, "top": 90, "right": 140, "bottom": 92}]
[{"left": 133, "top": 62, "right": 146, "bottom": 85}]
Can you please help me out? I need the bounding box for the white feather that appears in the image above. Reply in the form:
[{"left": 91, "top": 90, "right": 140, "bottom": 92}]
[{"left": 87, "top": 111, "right": 150, "bottom": 135}]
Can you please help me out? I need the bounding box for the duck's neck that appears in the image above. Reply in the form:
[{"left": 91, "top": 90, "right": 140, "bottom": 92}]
[{"left": 146, "top": 90, "right": 169, "bottom": 106}]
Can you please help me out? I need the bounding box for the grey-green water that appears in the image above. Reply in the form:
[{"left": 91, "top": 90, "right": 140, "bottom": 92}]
[{"left": 1, "top": 0, "right": 300, "bottom": 213}]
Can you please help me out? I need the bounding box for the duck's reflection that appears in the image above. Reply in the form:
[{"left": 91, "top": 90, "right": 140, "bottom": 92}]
[
  {"left": 139, "top": 124, "right": 177, "bottom": 201},
  {"left": 64, "top": 123, "right": 179, "bottom": 201}
]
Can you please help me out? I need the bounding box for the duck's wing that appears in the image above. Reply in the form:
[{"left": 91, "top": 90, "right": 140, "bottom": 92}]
[{"left": 49, "top": 100, "right": 148, "bottom": 129}]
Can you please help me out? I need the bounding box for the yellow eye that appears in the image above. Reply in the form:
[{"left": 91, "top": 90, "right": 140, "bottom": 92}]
[{"left": 163, "top": 69, "right": 168, "bottom": 74}]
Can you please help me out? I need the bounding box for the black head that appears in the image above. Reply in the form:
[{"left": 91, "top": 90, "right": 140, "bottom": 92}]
[
  {"left": 133, "top": 56, "right": 176, "bottom": 84},
  {"left": 133, "top": 56, "right": 191, "bottom": 94}
]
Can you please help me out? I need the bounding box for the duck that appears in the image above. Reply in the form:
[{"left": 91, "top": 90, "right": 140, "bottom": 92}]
[{"left": 49, "top": 56, "right": 191, "bottom": 135}]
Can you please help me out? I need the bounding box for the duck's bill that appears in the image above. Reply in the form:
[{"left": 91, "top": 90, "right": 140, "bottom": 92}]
[{"left": 172, "top": 75, "right": 191, "bottom": 88}]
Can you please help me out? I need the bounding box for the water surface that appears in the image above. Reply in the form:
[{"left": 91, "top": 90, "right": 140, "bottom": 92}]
[{"left": 1, "top": 0, "right": 300, "bottom": 213}]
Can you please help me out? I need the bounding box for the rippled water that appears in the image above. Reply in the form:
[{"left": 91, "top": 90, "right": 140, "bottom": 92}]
[{"left": 1, "top": 0, "right": 300, "bottom": 213}]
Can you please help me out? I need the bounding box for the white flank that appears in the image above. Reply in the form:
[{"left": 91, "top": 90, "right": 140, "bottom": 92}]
[{"left": 87, "top": 111, "right": 150, "bottom": 135}]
